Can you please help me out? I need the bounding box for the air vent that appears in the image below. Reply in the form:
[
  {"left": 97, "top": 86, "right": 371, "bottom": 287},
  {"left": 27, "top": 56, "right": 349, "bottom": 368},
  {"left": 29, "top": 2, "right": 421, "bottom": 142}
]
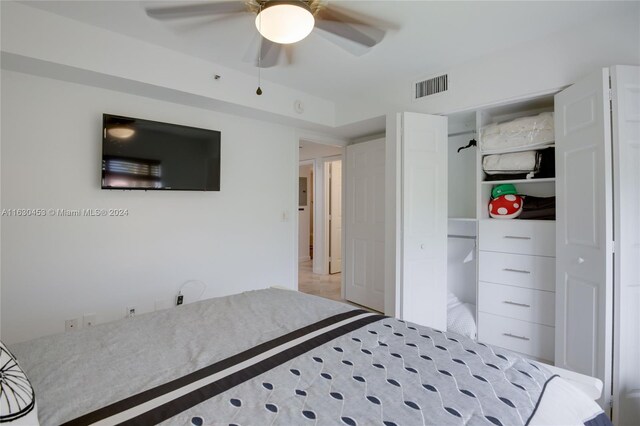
[{"left": 414, "top": 74, "right": 448, "bottom": 99}]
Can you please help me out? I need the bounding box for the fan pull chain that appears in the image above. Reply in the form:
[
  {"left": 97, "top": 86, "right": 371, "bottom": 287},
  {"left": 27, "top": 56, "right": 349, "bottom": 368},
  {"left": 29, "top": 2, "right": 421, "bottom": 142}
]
[{"left": 256, "top": 3, "right": 263, "bottom": 96}]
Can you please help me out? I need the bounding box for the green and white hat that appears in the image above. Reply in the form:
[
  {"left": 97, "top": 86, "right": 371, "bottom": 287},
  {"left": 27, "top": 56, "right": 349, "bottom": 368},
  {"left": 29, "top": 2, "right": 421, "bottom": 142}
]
[{"left": 492, "top": 183, "right": 518, "bottom": 199}]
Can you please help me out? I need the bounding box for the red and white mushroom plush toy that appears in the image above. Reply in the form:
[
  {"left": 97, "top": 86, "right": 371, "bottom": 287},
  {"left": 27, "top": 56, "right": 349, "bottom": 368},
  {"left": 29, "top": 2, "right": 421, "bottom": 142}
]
[{"left": 489, "top": 194, "right": 523, "bottom": 219}]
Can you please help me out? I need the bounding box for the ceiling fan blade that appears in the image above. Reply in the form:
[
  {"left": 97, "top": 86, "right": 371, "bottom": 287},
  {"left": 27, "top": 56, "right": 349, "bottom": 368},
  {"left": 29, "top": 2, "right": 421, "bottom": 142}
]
[
  {"left": 146, "top": 2, "right": 246, "bottom": 20},
  {"left": 242, "top": 32, "right": 262, "bottom": 63},
  {"left": 167, "top": 13, "right": 248, "bottom": 34},
  {"left": 258, "top": 37, "right": 282, "bottom": 68},
  {"left": 314, "top": 21, "right": 377, "bottom": 48},
  {"left": 284, "top": 44, "right": 294, "bottom": 66},
  {"left": 315, "top": 7, "right": 386, "bottom": 47},
  {"left": 315, "top": 20, "right": 383, "bottom": 48},
  {"left": 243, "top": 33, "right": 282, "bottom": 68}
]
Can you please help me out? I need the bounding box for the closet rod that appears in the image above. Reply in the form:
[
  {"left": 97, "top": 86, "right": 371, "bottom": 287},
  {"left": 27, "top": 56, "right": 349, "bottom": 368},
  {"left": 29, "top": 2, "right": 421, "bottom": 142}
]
[
  {"left": 448, "top": 130, "right": 475, "bottom": 137},
  {"left": 447, "top": 234, "right": 477, "bottom": 240}
]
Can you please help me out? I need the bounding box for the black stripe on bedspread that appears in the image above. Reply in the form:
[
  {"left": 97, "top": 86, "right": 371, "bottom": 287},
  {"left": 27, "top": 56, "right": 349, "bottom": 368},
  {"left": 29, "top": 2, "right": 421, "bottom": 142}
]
[
  {"left": 63, "top": 309, "right": 385, "bottom": 426},
  {"left": 524, "top": 374, "right": 559, "bottom": 426}
]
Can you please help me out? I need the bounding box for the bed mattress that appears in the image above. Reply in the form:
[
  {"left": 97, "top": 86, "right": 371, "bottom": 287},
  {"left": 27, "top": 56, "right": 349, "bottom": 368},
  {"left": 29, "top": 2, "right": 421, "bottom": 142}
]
[{"left": 9, "top": 289, "right": 609, "bottom": 426}]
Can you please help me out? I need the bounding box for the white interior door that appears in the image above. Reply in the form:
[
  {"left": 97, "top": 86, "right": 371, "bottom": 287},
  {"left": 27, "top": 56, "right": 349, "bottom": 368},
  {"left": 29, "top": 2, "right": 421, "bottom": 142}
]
[
  {"left": 400, "top": 113, "right": 448, "bottom": 331},
  {"left": 555, "top": 68, "right": 613, "bottom": 408},
  {"left": 611, "top": 65, "right": 640, "bottom": 424},
  {"left": 345, "top": 139, "right": 385, "bottom": 311},
  {"left": 329, "top": 160, "right": 342, "bottom": 274},
  {"left": 298, "top": 164, "right": 312, "bottom": 262}
]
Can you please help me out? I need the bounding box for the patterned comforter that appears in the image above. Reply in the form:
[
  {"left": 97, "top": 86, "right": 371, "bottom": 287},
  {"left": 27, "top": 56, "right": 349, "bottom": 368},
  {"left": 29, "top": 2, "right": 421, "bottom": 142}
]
[{"left": 10, "top": 289, "right": 610, "bottom": 426}]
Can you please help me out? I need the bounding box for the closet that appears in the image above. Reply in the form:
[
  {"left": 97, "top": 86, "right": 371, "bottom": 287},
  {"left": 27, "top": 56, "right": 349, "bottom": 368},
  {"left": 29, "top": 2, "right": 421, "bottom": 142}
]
[
  {"left": 389, "top": 65, "right": 639, "bottom": 419},
  {"left": 474, "top": 97, "right": 557, "bottom": 365}
]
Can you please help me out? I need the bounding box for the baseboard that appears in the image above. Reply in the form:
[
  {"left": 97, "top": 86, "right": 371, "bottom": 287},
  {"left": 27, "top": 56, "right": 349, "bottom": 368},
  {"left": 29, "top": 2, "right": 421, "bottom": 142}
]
[{"left": 299, "top": 256, "right": 311, "bottom": 262}]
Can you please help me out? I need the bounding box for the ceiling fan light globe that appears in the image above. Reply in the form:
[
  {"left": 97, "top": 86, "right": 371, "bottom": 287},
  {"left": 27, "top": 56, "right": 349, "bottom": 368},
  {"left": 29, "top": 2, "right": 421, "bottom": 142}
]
[
  {"left": 256, "top": 2, "right": 315, "bottom": 44},
  {"left": 107, "top": 127, "right": 135, "bottom": 139}
]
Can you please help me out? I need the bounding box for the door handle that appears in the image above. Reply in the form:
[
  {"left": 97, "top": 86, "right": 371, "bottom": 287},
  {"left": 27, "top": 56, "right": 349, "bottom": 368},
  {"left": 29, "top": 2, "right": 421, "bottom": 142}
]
[
  {"left": 503, "top": 301, "right": 531, "bottom": 308},
  {"left": 503, "top": 333, "right": 530, "bottom": 341},
  {"left": 504, "top": 235, "right": 532, "bottom": 240},
  {"left": 503, "top": 268, "right": 531, "bottom": 274}
]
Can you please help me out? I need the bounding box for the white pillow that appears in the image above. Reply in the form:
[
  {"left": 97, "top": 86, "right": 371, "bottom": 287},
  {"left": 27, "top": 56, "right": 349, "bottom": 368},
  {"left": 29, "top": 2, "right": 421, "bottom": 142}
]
[
  {"left": 447, "top": 291, "right": 462, "bottom": 310},
  {"left": 447, "top": 302, "right": 477, "bottom": 340},
  {"left": 0, "top": 341, "right": 39, "bottom": 425}
]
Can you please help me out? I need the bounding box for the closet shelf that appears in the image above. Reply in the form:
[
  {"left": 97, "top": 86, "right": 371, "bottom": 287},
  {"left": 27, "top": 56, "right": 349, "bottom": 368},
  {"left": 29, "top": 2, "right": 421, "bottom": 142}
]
[
  {"left": 480, "top": 143, "right": 555, "bottom": 155},
  {"left": 481, "top": 178, "right": 555, "bottom": 185}
]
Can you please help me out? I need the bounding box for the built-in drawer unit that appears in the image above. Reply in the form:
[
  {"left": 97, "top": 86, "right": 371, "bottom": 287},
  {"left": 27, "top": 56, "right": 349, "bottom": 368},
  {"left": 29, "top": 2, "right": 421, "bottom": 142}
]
[
  {"left": 479, "top": 251, "right": 555, "bottom": 292},
  {"left": 478, "top": 312, "right": 555, "bottom": 361},
  {"left": 479, "top": 220, "right": 555, "bottom": 257},
  {"left": 478, "top": 282, "right": 555, "bottom": 326}
]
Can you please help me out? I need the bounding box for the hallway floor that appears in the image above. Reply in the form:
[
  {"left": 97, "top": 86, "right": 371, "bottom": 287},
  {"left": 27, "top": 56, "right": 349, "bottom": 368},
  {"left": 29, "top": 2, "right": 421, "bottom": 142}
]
[
  {"left": 298, "top": 260, "right": 342, "bottom": 302},
  {"left": 298, "top": 261, "right": 380, "bottom": 313}
]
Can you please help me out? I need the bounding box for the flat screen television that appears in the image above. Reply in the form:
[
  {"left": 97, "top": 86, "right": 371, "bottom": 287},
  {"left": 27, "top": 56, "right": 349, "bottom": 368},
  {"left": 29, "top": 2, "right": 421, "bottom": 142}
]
[{"left": 102, "top": 114, "right": 221, "bottom": 191}]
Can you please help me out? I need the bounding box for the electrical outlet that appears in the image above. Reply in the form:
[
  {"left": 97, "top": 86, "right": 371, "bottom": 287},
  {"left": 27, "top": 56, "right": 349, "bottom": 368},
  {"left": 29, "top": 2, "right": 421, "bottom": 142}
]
[
  {"left": 65, "top": 318, "right": 79, "bottom": 331},
  {"left": 83, "top": 313, "right": 96, "bottom": 328},
  {"left": 126, "top": 307, "right": 136, "bottom": 318}
]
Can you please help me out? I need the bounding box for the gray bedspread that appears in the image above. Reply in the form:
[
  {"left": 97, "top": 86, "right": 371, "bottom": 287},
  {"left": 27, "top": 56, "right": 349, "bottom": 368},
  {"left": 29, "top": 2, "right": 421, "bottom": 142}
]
[
  {"left": 10, "top": 289, "right": 609, "bottom": 426},
  {"left": 11, "top": 289, "right": 350, "bottom": 425}
]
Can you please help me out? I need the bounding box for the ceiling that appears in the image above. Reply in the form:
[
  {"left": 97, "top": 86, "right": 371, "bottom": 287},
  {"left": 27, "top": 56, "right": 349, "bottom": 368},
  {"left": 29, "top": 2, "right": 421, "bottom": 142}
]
[{"left": 23, "top": 1, "right": 632, "bottom": 112}]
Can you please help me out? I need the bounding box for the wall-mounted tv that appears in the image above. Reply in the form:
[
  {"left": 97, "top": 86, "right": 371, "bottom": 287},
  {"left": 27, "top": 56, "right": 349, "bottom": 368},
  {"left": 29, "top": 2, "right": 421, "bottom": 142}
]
[{"left": 102, "top": 114, "right": 221, "bottom": 191}]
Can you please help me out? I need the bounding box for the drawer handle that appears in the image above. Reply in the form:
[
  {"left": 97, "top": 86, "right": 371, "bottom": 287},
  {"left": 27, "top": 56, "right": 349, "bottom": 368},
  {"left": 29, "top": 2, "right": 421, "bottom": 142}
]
[
  {"left": 504, "top": 235, "right": 532, "bottom": 240},
  {"left": 503, "top": 301, "right": 531, "bottom": 308},
  {"left": 503, "top": 333, "right": 530, "bottom": 341},
  {"left": 503, "top": 268, "right": 531, "bottom": 274}
]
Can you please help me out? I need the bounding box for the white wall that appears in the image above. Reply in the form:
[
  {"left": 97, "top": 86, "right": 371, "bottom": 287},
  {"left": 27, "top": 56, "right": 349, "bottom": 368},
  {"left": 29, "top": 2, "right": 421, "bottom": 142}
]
[
  {"left": 0, "top": 70, "right": 297, "bottom": 344},
  {"left": 447, "top": 134, "right": 476, "bottom": 219}
]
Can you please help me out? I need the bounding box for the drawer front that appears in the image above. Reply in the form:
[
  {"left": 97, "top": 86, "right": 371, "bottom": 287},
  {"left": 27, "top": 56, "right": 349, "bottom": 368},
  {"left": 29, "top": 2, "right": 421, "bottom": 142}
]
[
  {"left": 479, "top": 251, "right": 555, "bottom": 292},
  {"left": 479, "top": 220, "right": 555, "bottom": 257},
  {"left": 478, "top": 312, "right": 554, "bottom": 361},
  {"left": 478, "top": 282, "right": 555, "bottom": 326}
]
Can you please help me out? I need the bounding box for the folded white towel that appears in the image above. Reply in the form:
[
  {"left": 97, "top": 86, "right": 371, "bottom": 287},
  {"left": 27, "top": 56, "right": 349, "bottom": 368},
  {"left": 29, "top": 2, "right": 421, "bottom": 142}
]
[{"left": 483, "top": 151, "right": 540, "bottom": 174}]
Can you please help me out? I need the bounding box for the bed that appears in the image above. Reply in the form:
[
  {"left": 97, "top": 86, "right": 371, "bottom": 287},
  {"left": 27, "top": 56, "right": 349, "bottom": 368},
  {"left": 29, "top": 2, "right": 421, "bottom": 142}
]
[{"left": 6, "top": 289, "right": 610, "bottom": 426}]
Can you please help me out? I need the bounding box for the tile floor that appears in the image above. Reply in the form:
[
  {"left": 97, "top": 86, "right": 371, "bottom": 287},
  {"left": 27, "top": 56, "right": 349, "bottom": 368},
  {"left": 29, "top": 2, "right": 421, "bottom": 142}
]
[
  {"left": 298, "top": 261, "right": 379, "bottom": 313},
  {"left": 297, "top": 260, "right": 342, "bottom": 302}
]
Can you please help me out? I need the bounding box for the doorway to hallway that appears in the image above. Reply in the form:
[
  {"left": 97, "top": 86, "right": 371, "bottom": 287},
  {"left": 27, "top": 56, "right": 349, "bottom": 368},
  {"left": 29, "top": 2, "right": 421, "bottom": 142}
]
[{"left": 297, "top": 140, "right": 343, "bottom": 303}]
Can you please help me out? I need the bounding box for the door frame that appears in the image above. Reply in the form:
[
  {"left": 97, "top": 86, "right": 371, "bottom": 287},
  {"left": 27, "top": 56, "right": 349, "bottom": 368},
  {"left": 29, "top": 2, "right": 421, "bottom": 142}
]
[{"left": 293, "top": 131, "right": 347, "bottom": 290}]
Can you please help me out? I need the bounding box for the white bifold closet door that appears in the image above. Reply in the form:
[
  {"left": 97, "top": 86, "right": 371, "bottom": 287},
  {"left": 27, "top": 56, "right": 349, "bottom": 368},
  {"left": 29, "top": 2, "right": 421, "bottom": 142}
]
[
  {"left": 611, "top": 65, "right": 640, "bottom": 424},
  {"left": 396, "top": 113, "right": 448, "bottom": 330},
  {"left": 555, "top": 68, "right": 613, "bottom": 409}
]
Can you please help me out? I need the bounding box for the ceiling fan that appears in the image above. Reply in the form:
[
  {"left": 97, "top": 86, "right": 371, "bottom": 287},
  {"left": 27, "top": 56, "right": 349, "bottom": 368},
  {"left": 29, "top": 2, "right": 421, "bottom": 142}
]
[{"left": 145, "top": 0, "right": 387, "bottom": 68}]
